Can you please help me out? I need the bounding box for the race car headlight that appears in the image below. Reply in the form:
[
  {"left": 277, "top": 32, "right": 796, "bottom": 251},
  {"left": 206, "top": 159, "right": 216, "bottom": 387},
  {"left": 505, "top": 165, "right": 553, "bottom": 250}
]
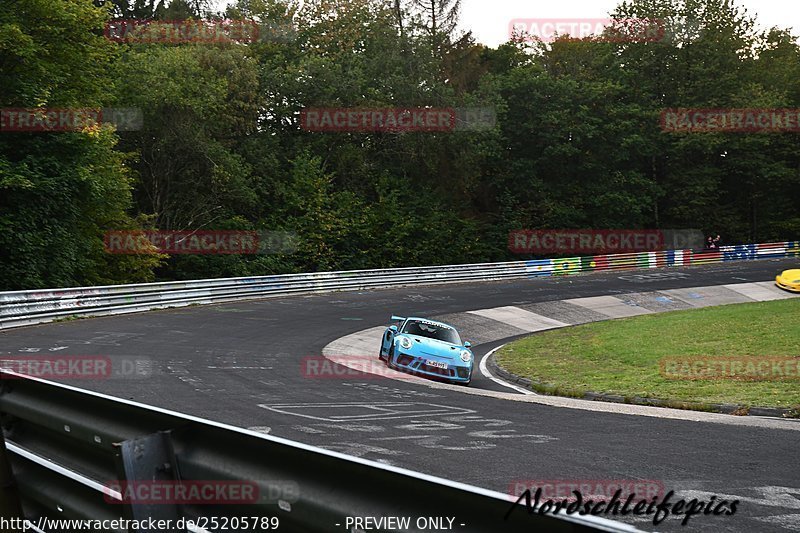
[
  {"left": 399, "top": 337, "right": 413, "bottom": 350},
  {"left": 460, "top": 350, "right": 472, "bottom": 363}
]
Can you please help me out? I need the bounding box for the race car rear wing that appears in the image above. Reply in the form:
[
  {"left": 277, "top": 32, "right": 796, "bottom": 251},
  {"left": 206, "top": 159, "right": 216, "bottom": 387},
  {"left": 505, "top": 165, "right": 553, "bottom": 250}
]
[{"left": 391, "top": 315, "right": 406, "bottom": 322}]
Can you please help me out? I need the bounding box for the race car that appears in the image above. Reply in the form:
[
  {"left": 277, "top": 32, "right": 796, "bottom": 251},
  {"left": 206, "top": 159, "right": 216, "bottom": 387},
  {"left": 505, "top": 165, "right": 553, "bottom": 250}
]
[
  {"left": 775, "top": 268, "right": 800, "bottom": 293},
  {"left": 379, "top": 316, "right": 473, "bottom": 385}
]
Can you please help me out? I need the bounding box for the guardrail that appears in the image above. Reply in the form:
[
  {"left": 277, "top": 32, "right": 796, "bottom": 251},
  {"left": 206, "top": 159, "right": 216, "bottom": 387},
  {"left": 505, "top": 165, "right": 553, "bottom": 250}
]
[
  {"left": 1, "top": 241, "right": 797, "bottom": 330},
  {"left": 0, "top": 371, "right": 638, "bottom": 532}
]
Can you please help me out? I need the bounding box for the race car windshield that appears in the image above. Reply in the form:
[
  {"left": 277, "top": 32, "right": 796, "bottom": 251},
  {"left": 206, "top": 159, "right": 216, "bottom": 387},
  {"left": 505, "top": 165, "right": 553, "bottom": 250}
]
[{"left": 402, "top": 321, "right": 461, "bottom": 344}]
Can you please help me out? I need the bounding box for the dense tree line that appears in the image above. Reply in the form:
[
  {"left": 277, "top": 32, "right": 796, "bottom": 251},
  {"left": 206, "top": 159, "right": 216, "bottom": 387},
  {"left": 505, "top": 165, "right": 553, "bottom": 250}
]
[{"left": 1, "top": 0, "right": 798, "bottom": 289}]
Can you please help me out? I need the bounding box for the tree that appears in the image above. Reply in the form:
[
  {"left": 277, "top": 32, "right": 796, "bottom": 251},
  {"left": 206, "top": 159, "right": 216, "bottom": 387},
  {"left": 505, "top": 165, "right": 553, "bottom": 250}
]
[
  {"left": 411, "top": 0, "right": 461, "bottom": 39},
  {"left": 0, "top": 0, "right": 160, "bottom": 289}
]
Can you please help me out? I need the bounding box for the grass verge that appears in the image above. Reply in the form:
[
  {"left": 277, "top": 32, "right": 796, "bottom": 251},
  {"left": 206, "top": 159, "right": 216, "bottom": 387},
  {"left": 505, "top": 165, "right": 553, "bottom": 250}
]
[{"left": 495, "top": 299, "right": 800, "bottom": 409}]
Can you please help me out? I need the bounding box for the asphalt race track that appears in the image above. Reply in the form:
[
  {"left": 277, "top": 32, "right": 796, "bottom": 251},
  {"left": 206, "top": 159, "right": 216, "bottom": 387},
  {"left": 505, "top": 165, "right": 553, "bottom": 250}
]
[{"left": 1, "top": 259, "right": 799, "bottom": 532}]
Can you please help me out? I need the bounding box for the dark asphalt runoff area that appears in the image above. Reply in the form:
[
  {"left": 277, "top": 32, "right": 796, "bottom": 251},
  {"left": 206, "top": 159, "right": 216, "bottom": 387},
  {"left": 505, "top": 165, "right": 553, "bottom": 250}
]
[{"left": 1, "top": 259, "right": 799, "bottom": 532}]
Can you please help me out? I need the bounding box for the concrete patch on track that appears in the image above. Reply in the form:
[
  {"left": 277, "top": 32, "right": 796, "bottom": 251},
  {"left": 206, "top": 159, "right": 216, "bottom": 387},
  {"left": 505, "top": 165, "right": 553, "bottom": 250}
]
[
  {"left": 322, "top": 282, "right": 800, "bottom": 431},
  {"left": 613, "top": 291, "right": 694, "bottom": 313},
  {"left": 466, "top": 306, "right": 569, "bottom": 332},
  {"left": 661, "top": 285, "right": 753, "bottom": 307},
  {"left": 724, "top": 281, "right": 795, "bottom": 301},
  {"left": 517, "top": 300, "right": 606, "bottom": 325},
  {"left": 563, "top": 295, "right": 653, "bottom": 318}
]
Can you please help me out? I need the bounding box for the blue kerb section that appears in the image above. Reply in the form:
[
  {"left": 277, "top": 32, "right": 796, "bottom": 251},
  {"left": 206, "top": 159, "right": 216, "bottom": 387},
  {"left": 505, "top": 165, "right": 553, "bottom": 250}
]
[
  {"left": 666, "top": 250, "right": 676, "bottom": 266},
  {"left": 724, "top": 244, "right": 757, "bottom": 261},
  {"left": 525, "top": 259, "right": 552, "bottom": 278}
]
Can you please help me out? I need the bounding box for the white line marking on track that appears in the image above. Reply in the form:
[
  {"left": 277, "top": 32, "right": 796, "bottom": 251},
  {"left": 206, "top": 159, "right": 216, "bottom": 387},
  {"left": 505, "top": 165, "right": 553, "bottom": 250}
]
[{"left": 479, "top": 345, "right": 535, "bottom": 395}]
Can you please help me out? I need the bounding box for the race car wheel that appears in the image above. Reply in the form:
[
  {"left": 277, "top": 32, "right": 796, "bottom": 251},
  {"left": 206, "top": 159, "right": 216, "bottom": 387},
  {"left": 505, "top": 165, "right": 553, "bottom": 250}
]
[{"left": 387, "top": 345, "right": 398, "bottom": 369}]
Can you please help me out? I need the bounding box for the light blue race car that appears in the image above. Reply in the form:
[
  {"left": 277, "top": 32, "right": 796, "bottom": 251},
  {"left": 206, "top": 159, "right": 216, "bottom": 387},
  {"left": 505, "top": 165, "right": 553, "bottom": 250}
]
[{"left": 378, "top": 316, "right": 473, "bottom": 385}]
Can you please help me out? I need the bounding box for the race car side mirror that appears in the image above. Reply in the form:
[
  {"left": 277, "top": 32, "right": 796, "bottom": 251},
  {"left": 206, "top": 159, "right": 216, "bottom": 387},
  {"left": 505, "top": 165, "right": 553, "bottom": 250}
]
[
  {"left": 389, "top": 325, "right": 398, "bottom": 332},
  {"left": 464, "top": 341, "right": 471, "bottom": 348}
]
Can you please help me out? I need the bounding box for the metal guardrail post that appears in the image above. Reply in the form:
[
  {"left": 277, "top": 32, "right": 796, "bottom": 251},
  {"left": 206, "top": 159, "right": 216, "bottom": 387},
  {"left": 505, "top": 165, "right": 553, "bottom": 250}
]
[{"left": 113, "top": 431, "right": 184, "bottom": 532}]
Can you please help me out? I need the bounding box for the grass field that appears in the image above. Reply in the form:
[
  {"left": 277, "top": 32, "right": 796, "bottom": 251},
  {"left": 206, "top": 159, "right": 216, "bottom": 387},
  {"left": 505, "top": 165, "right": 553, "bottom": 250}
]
[{"left": 495, "top": 299, "right": 800, "bottom": 410}]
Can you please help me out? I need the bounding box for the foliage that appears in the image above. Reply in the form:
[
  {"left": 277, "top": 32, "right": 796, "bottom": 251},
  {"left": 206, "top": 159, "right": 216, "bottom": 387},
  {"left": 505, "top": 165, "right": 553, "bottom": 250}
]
[{"left": 1, "top": 0, "right": 799, "bottom": 289}]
